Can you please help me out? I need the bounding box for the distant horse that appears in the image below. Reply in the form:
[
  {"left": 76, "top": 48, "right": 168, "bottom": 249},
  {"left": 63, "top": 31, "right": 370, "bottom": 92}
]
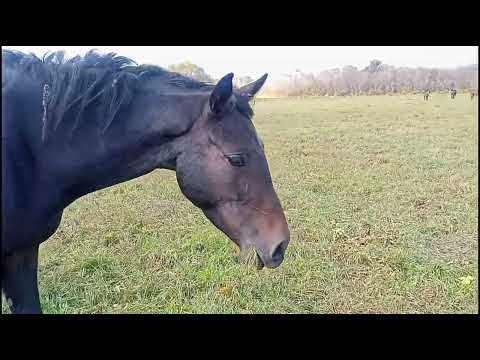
[
  {"left": 471, "top": 90, "right": 478, "bottom": 100},
  {"left": 2, "top": 50, "right": 290, "bottom": 314},
  {"left": 450, "top": 88, "right": 457, "bottom": 99},
  {"left": 423, "top": 90, "right": 430, "bottom": 101}
]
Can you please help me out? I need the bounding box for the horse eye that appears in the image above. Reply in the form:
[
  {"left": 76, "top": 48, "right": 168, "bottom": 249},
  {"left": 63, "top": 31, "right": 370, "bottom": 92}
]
[{"left": 226, "top": 153, "right": 246, "bottom": 167}]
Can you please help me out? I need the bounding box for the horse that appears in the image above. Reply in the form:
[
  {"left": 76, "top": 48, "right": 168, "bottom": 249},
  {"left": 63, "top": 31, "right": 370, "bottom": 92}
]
[
  {"left": 1, "top": 50, "right": 290, "bottom": 314},
  {"left": 450, "top": 88, "right": 457, "bottom": 99},
  {"left": 471, "top": 90, "right": 478, "bottom": 100},
  {"left": 423, "top": 89, "right": 430, "bottom": 101}
]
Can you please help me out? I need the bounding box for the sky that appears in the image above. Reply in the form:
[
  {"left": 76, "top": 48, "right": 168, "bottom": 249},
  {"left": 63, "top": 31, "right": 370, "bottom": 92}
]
[{"left": 5, "top": 46, "right": 478, "bottom": 84}]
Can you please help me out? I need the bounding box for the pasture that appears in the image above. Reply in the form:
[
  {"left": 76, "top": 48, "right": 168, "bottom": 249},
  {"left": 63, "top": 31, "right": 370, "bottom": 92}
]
[{"left": 3, "top": 93, "right": 477, "bottom": 314}]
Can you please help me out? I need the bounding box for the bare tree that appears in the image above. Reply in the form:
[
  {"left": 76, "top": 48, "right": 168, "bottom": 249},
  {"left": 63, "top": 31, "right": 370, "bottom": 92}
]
[
  {"left": 234, "top": 76, "right": 254, "bottom": 88},
  {"left": 271, "top": 60, "right": 478, "bottom": 97}
]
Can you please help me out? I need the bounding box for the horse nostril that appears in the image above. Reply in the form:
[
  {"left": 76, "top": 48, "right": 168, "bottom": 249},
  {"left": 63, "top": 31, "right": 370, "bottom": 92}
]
[{"left": 271, "top": 241, "right": 287, "bottom": 262}]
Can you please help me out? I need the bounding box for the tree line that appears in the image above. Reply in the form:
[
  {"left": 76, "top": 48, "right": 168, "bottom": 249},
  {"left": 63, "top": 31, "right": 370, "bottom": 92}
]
[
  {"left": 169, "top": 59, "right": 478, "bottom": 97},
  {"left": 272, "top": 60, "right": 478, "bottom": 96}
]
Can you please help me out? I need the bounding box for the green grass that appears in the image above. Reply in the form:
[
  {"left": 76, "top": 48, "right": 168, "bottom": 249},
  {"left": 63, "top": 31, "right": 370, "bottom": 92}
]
[{"left": 3, "top": 93, "right": 478, "bottom": 313}]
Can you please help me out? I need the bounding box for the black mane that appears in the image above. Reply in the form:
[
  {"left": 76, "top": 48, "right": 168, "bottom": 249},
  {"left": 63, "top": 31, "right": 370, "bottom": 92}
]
[
  {"left": 2, "top": 49, "right": 215, "bottom": 141},
  {"left": 2, "top": 49, "right": 254, "bottom": 141}
]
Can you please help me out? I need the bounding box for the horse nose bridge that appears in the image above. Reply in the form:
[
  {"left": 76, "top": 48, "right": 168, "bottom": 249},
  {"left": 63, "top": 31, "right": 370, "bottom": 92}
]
[
  {"left": 254, "top": 209, "right": 290, "bottom": 250},
  {"left": 250, "top": 184, "right": 283, "bottom": 211}
]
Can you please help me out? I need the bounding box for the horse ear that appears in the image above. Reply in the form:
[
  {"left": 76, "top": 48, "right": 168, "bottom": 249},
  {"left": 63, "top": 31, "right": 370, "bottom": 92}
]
[
  {"left": 237, "top": 73, "right": 268, "bottom": 100},
  {"left": 210, "top": 73, "right": 234, "bottom": 113}
]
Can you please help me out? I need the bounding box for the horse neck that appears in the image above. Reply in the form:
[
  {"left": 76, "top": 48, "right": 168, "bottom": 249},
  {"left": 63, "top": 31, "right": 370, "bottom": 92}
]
[{"left": 38, "top": 88, "right": 205, "bottom": 212}]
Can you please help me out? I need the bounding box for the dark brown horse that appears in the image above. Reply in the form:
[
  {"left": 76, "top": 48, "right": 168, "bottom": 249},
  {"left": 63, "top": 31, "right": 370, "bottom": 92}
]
[
  {"left": 450, "top": 88, "right": 457, "bottom": 99},
  {"left": 471, "top": 90, "right": 478, "bottom": 100},
  {"left": 2, "top": 50, "right": 290, "bottom": 314},
  {"left": 423, "top": 89, "right": 430, "bottom": 101}
]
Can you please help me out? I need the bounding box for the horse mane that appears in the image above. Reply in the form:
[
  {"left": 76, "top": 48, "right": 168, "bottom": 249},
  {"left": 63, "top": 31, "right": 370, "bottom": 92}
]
[
  {"left": 2, "top": 49, "right": 215, "bottom": 142},
  {"left": 2, "top": 49, "right": 255, "bottom": 142}
]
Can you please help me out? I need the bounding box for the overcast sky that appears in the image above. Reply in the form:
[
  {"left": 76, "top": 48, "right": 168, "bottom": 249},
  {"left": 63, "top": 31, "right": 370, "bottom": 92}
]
[{"left": 5, "top": 46, "right": 478, "bottom": 83}]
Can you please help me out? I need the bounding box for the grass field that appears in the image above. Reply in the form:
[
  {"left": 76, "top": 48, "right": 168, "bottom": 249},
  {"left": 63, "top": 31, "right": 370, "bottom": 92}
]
[{"left": 3, "top": 94, "right": 478, "bottom": 314}]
